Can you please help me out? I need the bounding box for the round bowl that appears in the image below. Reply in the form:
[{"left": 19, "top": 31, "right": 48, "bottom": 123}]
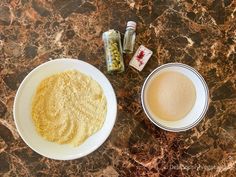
[
  {"left": 141, "top": 63, "right": 209, "bottom": 132},
  {"left": 13, "top": 58, "right": 117, "bottom": 160}
]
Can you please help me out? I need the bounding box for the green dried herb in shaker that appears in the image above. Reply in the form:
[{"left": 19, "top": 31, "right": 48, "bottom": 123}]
[{"left": 102, "top": 30, "right": 124, "bottom": 73}]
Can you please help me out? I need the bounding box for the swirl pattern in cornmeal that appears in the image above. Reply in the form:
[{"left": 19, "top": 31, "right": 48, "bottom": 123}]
[{"left": 31, "top": 70, "right": 107, "bottom": 146}]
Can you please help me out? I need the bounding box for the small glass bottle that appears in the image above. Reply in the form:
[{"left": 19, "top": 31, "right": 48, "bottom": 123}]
[
  {"left": 123, "top": 21, "right": 136, "bottom": 54},
  {"left": 102, "top": 30, "right": 125, "bottom": 73}
]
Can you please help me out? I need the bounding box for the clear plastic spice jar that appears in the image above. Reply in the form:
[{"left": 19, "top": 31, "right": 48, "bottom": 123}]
[{"left": 102, "top": 30, "right": 124, "bottom": 73}]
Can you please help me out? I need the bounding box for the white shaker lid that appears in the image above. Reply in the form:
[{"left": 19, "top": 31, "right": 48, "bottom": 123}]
[{"left": 127, "top": 21, "right": 137, "bottom": 30}]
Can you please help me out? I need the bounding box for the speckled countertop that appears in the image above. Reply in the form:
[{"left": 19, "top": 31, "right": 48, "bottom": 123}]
[{"left": 0, "top": 0, "right": 236, "bottom": 176}]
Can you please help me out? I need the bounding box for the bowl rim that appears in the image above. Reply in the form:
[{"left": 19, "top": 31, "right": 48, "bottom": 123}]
[
  {"left": 141, "top": 63, "right": 209, "bottom": 132},
  {"left": 13, "top": 58, "right": 117, "bottom": 160}
]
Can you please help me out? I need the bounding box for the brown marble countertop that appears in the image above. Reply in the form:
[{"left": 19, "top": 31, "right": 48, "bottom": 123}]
[{"left": 0, "top": 0, "right": 236, "bottom": 176}]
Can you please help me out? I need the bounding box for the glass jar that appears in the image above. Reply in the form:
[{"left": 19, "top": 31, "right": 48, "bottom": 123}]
[
  {"left": 123, "top": 21, "right": 136, "bottom": 54},
  {"left": 102, "top": 30, "right": 124, "bottom": 73}
]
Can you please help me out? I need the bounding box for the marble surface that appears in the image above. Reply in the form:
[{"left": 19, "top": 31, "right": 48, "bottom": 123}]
[{"left": 0, "top": 0, "right": 236, "bottom": 176}]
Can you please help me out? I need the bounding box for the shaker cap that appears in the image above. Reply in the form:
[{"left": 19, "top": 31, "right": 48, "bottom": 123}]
[{"left": 127, "top": 21, "right": 136, "bottom": 30}]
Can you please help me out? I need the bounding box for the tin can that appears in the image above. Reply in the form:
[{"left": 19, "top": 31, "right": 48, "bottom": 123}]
[{"left": 102, "top": 30, "right": 124, "bottom": 73}]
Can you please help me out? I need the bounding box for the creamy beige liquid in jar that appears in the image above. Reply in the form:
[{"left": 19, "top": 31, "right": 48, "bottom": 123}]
[{"left": 145, "top": 71, "right": 196, "bottom": 121}]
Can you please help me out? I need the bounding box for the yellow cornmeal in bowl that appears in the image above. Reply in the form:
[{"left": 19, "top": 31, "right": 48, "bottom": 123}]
[{"left": 31, "top": 70, "right": 107, "bottom": 146}]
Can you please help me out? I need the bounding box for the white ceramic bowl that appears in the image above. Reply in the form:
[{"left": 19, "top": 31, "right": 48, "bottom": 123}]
[
  {"left": 13, "top": 59, "right": 117, "bottom": 160},
  {"left": 141, "top": 63, "right": 209, "bottom": 132}
]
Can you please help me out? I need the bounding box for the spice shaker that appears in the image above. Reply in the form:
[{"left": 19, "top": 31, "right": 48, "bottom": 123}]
[
  {"left": 123, "top": 21, "right": 136, "bottom": 54},
  {"left": 102, "top": 30, "right": 125, "bottom": 73}
]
